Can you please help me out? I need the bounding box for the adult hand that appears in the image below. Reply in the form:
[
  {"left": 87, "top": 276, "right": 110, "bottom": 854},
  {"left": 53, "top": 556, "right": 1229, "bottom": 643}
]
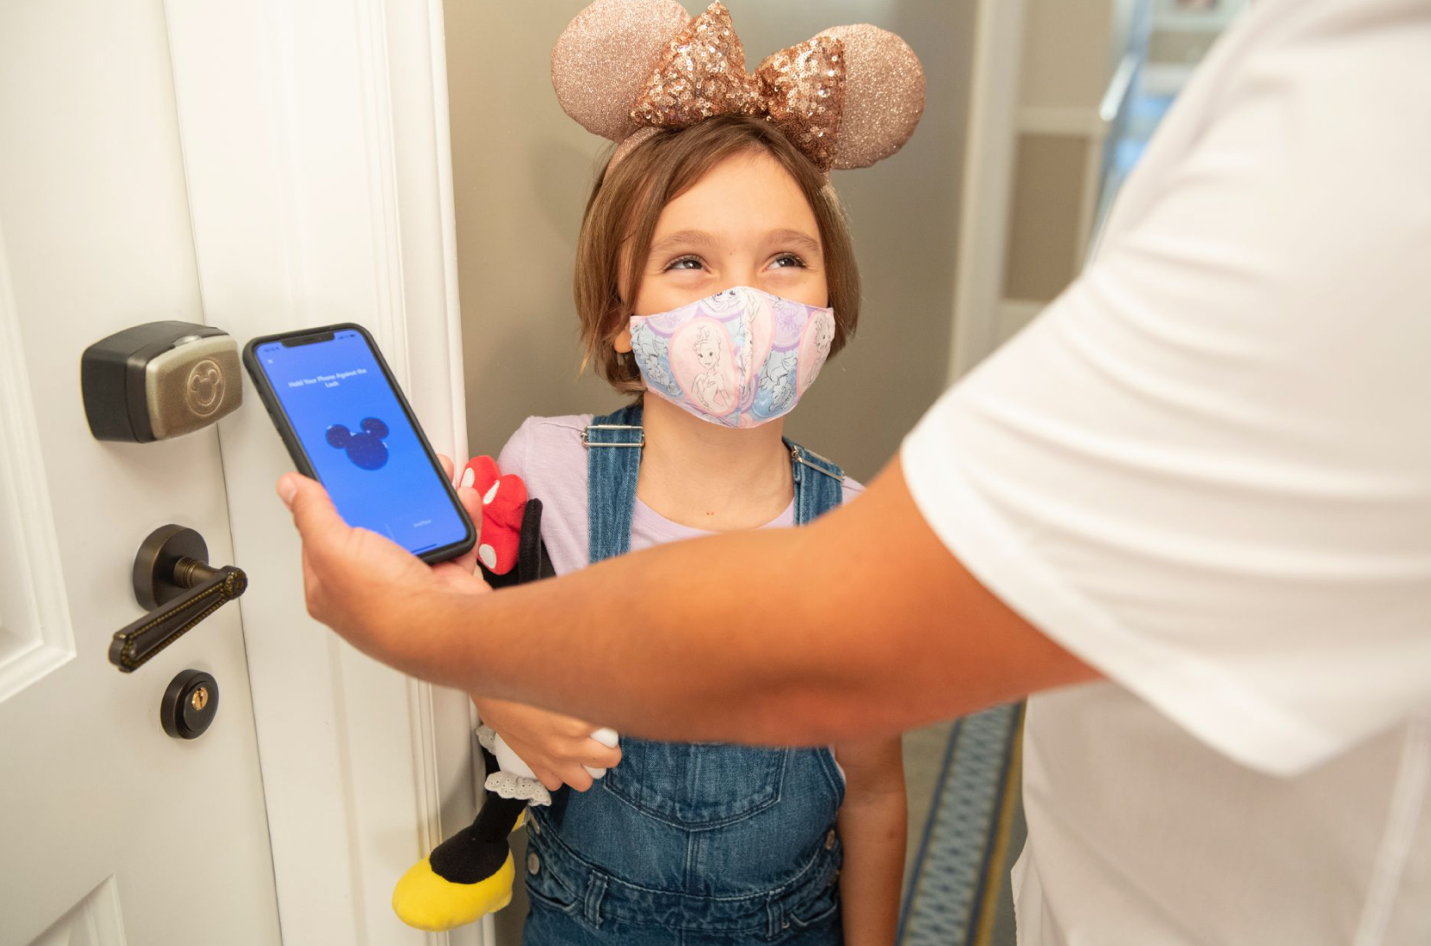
[
  {"left": 276, "top": 455, "right": 489, "bottom": 670},
  {"left": 476, "top": 696, "right": 622, "bottom": 792}
]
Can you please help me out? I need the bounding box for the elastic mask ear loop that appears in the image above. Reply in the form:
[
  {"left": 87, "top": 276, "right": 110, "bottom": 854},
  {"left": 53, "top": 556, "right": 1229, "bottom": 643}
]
[{"left": 617, "top": 312, "right": 637, "bottom": 383}]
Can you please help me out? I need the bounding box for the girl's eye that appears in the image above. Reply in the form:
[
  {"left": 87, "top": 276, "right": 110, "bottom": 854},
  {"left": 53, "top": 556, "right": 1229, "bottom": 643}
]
[
  {"left": 770, "top": 253, "right": 806, "bottom": 269},
  {"left": 664, "top": 255, "right": 705, "bottom": 272}
]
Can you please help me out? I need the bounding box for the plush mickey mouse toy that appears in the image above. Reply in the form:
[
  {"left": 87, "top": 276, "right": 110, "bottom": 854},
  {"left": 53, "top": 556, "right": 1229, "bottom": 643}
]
[{"left": 391, "top": 456, "right": 619, "bottom": 931}]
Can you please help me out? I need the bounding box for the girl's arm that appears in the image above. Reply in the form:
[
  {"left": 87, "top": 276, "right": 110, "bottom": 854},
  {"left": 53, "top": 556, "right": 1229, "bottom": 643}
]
[{"left": 835, "top": 736, "right": 907, "bottom": 946}]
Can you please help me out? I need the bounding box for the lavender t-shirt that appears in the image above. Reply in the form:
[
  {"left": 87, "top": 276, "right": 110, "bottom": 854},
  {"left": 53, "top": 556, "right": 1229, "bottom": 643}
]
[{"left": 496, "top": 415, "right": 864, "bottom": 576}]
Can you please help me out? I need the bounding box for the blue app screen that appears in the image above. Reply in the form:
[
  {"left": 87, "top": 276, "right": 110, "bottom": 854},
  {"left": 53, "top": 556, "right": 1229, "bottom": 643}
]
[{"left": 254, "top": 329, "right": 469, "bottom": 556}]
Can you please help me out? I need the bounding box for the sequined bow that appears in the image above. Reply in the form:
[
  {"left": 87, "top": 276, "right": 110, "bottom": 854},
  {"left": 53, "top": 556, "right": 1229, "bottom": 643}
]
[{"left": 629, "top": 3, "right": 847, "bottom": 171}]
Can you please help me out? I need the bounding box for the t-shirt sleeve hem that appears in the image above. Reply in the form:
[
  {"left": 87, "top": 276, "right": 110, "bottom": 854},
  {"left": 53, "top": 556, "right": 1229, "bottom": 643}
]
[
  {"left": 899, "top": 430, "right": 1344, "bottom": 778},
  {"left": 494, "top": 417, "right": 535, "bottom": 481}
]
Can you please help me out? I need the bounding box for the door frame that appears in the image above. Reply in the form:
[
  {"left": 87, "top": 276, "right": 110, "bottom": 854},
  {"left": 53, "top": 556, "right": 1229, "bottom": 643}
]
[
  {"left": 946, "top": 0, "right": 1027, "bottom": 383},
  {"left": 163, "top": 1, "right": 482, "bottom": 943}
]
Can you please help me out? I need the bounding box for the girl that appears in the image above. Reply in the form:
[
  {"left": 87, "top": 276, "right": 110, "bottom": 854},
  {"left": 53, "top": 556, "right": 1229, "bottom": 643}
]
[{"left": 476, "top": 4, "right": 924, "bottom": 943}]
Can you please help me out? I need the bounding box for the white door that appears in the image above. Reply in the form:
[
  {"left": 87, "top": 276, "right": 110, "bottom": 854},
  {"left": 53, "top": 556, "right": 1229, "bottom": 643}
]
[
  {"left": 1, "top": 1, "right": 487, "bottom": 942},
  {"left": 0, "top": 2, "right": 282, "bottom": 944}
]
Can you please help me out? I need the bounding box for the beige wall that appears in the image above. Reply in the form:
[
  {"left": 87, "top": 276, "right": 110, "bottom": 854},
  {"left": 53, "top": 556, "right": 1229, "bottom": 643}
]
[
  {"left": 1018, "top": 0, "right": 1118, "bottom": 110},
  {"left": 445, "top": 0, "right": 975, "bottom": 485},
  {"left": 1003, "top": 134, "right": 1092, "bottom": 301}
]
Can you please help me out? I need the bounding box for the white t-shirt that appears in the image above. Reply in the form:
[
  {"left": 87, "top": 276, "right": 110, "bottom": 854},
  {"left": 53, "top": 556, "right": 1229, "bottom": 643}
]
[{"left": 901, "top": 0, "right": 1431, "bottom": 942}]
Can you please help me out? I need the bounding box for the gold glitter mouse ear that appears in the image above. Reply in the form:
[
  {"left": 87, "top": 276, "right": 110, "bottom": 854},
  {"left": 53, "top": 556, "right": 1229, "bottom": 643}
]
[
  {"left": 550, "top": 0, "right": 692, "bottom": 143},
  {"left": 818, "top": 25, "right": 925, "bottom": 170},
  {"left": 552, "top": 0, "right": 926, "bottom": 173}
]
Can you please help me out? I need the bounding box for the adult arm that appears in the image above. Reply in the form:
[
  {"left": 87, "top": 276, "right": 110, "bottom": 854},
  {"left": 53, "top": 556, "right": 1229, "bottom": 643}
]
[{"left": 280, "top": 457, "right": 1095, "bottom": 746}]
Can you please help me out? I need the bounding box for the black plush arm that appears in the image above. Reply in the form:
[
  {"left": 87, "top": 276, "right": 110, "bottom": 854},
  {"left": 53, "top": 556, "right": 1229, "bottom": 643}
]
[{"left": 479, "top": 499, "right": 555, "bottom": 590}]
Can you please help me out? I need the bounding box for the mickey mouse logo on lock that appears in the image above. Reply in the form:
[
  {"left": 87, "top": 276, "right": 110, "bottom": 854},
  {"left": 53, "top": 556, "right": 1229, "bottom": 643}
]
[
  {"left": 81, "top": 321, "right": 243, "bottom": 443},
  {"left": 186, "top": 359, "right": 226, "bottom": 416},
  {"left": 327, "top": 417, "right": 390, "bottom": 470}
]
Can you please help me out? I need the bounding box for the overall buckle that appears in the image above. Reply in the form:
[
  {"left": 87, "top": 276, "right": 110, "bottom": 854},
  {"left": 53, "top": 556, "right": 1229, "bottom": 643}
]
[
  {"left": 789, "top": 443, "right": 840, "bottom": 478},
  {"left": 582, "top": 424, "right": 645, "bottom": 448}
]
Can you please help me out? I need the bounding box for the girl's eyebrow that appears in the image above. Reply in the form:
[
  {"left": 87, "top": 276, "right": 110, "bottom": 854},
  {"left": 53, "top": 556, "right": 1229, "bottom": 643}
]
[
  {"left": 648, "top": 230, "right": 717, "bottom": 257},
  {"left": 765, "top": 228, "right": 822, "bottom": 258},
  {"left": 648, "top": 228, "right": 822, "bottom": 258}
]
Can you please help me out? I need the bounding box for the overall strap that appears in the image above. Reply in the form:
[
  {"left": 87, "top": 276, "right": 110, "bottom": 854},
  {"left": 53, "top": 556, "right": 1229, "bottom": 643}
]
[
  {"left": 584, "top": 402, "right": 645, "bottom": 564},
  {"left": 785, "top": 439, "right": 845, "bottom": 526}
]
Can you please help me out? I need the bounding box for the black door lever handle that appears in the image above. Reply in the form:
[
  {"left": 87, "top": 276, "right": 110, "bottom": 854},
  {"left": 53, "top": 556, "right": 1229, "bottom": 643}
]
[{"left": 109, "top": 525, "right": 248, "bottom": 673}]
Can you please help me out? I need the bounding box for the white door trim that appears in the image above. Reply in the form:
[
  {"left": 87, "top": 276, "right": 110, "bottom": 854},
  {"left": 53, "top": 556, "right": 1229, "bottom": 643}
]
[
  {"left": 946, "top": 0, "right": 1027, "bottom": 384},
  {"left": 162, "top": 1, "right": 480, "bottom": 943},
  {"left": 0, "top": 220, "right": 75, "bottom": 702}
]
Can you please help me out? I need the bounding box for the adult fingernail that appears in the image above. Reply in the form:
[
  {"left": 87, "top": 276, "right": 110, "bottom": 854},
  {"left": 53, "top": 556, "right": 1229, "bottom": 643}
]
[{"left": 277, "top": 475, "right": 298, "bottom": 507}]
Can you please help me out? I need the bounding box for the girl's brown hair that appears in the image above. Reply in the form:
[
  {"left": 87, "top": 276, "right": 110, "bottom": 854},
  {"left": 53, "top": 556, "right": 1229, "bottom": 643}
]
[{"left": 575, "top": 114, "right": 860, "bottom": 393}]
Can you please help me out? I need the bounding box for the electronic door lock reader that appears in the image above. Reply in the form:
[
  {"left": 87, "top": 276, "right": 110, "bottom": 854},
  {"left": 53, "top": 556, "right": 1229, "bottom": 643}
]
[{"left": 81, "top": 321, "right": 242, "bottom": 442}]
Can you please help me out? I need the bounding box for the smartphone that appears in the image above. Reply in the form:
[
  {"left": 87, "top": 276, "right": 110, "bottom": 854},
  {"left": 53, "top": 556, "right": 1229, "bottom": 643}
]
[{"left": 243, "top": 323, "right": 475, "bottom": 564}]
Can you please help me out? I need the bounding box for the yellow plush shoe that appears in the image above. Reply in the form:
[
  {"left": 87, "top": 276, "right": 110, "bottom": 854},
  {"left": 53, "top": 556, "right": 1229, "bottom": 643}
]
[{"left": 391, "top": 850, "right": 514, "bottom": 932}]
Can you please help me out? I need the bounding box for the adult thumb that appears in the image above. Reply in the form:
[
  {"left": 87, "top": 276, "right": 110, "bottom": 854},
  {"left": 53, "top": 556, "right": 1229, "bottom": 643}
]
[{"left": 278, "top": 474, "right": 347, "bottom": 548}]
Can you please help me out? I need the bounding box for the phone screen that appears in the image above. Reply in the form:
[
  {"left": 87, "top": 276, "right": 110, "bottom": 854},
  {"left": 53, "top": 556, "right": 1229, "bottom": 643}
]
[{"left": 251, "top": 329, "right": 469, "bottom": 557}]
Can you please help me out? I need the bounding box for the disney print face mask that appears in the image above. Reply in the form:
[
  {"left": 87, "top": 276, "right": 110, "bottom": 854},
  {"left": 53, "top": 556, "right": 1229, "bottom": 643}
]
[{"left": 627, "top": 287, "right": 836, "bottom": 429}]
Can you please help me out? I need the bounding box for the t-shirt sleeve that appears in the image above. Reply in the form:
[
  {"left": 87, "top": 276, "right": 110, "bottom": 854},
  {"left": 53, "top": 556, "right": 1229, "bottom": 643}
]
[
  {"left": 495, "top": 418, "right": 534, "bottom": 482},
  {"left": 492, "top": 416, "right": 592, "bottom": 575},
  {"left": 901, "top": 17, "right": 1431, "bottom": 777}
]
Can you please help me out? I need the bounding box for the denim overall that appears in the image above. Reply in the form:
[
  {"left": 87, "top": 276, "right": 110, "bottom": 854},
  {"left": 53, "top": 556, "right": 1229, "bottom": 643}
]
[{"left": 522, "top": 403, "right": 848, "bottom": 946}]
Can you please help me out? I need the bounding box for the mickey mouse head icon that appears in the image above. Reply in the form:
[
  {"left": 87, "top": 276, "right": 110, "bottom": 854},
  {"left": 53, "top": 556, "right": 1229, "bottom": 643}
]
[
  {"left": 326, "top": 417, "right": 390, "bottom": 470},
  {"left": 186, "top": 359, "right": 225, "bottom": 417}
]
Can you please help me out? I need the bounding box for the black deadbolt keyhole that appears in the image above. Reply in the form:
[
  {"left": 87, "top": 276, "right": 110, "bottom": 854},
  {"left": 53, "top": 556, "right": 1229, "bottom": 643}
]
[{"left": 161, "top": 669, "right": 219, "bottom": 739}]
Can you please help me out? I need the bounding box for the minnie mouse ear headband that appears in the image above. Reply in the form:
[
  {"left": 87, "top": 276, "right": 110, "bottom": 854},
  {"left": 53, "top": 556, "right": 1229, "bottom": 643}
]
[{"left": 551, "top": 0, "right": 925, "bottom": 173}]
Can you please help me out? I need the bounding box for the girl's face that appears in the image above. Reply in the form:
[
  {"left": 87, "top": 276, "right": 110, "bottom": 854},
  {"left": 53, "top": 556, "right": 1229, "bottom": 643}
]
[{"left": 615, "top": 150, "right": 827, "bottom": 351}]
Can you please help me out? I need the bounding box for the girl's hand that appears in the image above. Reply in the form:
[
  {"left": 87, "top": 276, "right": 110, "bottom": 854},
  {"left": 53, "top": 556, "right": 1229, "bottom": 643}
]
[{"left": 475, "top": 696, "right": 622, "bottom": 792}]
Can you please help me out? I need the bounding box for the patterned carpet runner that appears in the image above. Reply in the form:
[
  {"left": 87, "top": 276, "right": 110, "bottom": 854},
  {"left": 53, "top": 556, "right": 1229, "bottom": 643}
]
[{"left": 897, "top": 703, "right": 1025, "bottom": 946}]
